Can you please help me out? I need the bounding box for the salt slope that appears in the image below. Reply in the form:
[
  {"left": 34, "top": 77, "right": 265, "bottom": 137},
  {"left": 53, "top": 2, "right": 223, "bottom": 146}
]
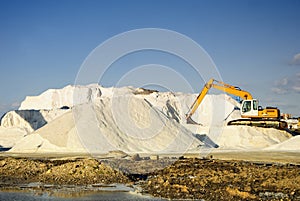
[
  {"left": 214, "top": 126, "right": 291, "bottom": 150},
  {"left": 184, "top": 125, "right": 291, "bottom": 150},
  {"left": 0, "top": 127, "right": 27, "bottom": 148},
  {"left": 10, "top": 111, "right": 86, "bottom": 153},
  {"left": 10, "top": 96, "right": 204, "bottom": 154},
  {"left": 98, "top": 87, "right": 239, "bottom": 129},
  {"left": 264, "top": 135, "right": 300, "bottom": 151},
  {"left": 129, "top": 90, "right": 239, "bottom": 126},
  {"left": 79, "top": 96, "right": 204, "bottom": 154},
  {"left": 0, "top": 109, "right": 68, "bottom": 133}
]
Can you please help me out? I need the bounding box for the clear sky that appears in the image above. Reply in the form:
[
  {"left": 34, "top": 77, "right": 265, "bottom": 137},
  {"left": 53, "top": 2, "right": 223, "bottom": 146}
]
[{"left": 0, "top": 0, "right": 300, "bottom": 116}]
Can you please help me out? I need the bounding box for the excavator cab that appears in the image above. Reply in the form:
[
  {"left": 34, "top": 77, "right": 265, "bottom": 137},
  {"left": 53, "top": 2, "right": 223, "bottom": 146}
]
[{"left": 241, "top": 99, "right": 259, "bottom": 117}]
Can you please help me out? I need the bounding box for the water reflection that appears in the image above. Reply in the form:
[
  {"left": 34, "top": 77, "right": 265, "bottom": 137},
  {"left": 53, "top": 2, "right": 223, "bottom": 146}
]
[
  {"left": 0, "top": 191, "right": 165, "bottom": 201},
  {"left": 0, "top": 184, "right": 165, "bottom": 201}
]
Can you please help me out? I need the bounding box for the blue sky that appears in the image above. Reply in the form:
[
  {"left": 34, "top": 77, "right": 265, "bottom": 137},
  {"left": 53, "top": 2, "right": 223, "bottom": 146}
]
[{"left": 0, "top": 0, "right": 300, "bottom": 116}]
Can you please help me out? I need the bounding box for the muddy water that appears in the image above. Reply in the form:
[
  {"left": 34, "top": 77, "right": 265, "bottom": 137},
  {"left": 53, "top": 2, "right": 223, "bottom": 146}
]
[
  {"left": 0, "top": 182, "right": 166, "bottom": 201},
  {"left": 0, "top": 190, "right": 166, "bottom": 201}
]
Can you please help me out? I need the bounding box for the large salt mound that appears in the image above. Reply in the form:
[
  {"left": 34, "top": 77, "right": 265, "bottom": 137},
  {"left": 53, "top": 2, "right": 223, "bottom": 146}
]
[
  {"left": 75, "top": 97, "right": 204, "bottom": 154},
  {"left": 10, "top": 97, "right": 205, "bottom": 154},
  {"left": 7, "top": 84, "right": 294, "bottom": 154},
  {"left": 264, "top": 135, "right": 300, "bottom": 151}
]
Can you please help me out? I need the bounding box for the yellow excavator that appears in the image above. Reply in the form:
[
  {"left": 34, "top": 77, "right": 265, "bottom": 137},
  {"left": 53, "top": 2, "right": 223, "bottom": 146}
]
[{"left": 186, "top": 78, "right": 288, "bottom": 129}]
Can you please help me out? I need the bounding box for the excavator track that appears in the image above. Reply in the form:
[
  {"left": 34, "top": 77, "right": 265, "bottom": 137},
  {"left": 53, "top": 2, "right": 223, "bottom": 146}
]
[{"left": 227, "top": 119, "right": 288, "bottom": 130}]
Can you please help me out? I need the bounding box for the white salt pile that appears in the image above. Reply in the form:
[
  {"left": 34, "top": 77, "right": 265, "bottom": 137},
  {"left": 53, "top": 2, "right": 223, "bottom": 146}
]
[
  {"left": 74, "top": 97, "right": 203, "bottom": 154},
  {"left": 10, "top": 111, "right": 86, "bottom": 153},
  {"left": 1, "top": 84, "right": 295, "bottom": 154},
  {"left": 212, "top": 126, "right": 291, "bottom": 150},
  {"left": 0, "top": 127, "right": 27, "bottom": 148},
  {"left": 10, "top": 97, "right": 204, "bottom": 153},
  {"left": 1, "top": 109, "right": 68, "bottom": 133},
  {"left": 264, "top": 135, "right": 300, "bottom": 151},
  {"left": 183, "top": 125, "right": 291, "bottom": 150}
]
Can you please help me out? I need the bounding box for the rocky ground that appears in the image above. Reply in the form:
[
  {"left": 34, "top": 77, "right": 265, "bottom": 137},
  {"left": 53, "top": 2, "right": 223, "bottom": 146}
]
[
  {"left": 142, "top": 158, "right": 300, "bottom": 200},
  {"left": 1, "top": 156, "right": 300, "bottom": 200},
  {"left": 0, "top": 157, "right": 128, "bottom": 186}
]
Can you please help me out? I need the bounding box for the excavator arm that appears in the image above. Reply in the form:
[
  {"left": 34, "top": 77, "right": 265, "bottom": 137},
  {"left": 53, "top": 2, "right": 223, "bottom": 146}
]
[
  {"left": 211, "top": 80, "right": 253, "bottom": 100},
  {"left": 186, "top": 78, "right": 253, "bottom": 121},
  {"left": 186, "top": 79, "right": 213, "bottom": 120}
]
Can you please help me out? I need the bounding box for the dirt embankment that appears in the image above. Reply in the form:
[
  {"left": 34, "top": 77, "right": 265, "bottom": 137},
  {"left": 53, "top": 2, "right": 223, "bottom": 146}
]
[
  {"left": 142, "top": 158, "right": 300, "bottom": 200},
  {"left": 1, "top": 157, "right": 300, "bottom": 200},
  {"left": 0, "top": 157, "right": 128, "bottom": 185}
]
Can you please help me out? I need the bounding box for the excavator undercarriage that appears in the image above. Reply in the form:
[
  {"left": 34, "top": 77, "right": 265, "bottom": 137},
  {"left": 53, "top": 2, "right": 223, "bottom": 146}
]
[{"left": 227, "top": 118, "right": 288, "bottom": 129}]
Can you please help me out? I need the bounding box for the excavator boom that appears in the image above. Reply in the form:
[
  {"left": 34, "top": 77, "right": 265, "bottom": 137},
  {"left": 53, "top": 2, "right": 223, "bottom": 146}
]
[
  {"left": 186, "top": 79, "right": 213, "bottom": 120},
  {"left": 211, "top": 81, "right": 253, "bottom": 100},
  {"left": 186, "top": 79, "right": 252, "bottom": 120}
]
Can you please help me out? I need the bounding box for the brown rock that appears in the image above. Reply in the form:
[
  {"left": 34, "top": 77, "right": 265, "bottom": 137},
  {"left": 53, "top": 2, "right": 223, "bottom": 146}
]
[{"left": 131, "top": 154, "right": 141, "bottom": 161}]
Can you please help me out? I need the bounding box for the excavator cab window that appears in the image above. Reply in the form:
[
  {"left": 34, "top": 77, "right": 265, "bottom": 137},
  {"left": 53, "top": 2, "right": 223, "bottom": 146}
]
[
  {"left": 253, "top": 100, "right": 258, "bottom": 111},
  {"left": 242, "top": 100, "right": 251, "bottom": 113}
]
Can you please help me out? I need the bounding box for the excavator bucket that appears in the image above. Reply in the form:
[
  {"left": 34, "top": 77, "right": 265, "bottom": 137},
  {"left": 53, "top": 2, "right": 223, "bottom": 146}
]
[{"left": 186, "top": 116, "right": 202, "bottom": 125}]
